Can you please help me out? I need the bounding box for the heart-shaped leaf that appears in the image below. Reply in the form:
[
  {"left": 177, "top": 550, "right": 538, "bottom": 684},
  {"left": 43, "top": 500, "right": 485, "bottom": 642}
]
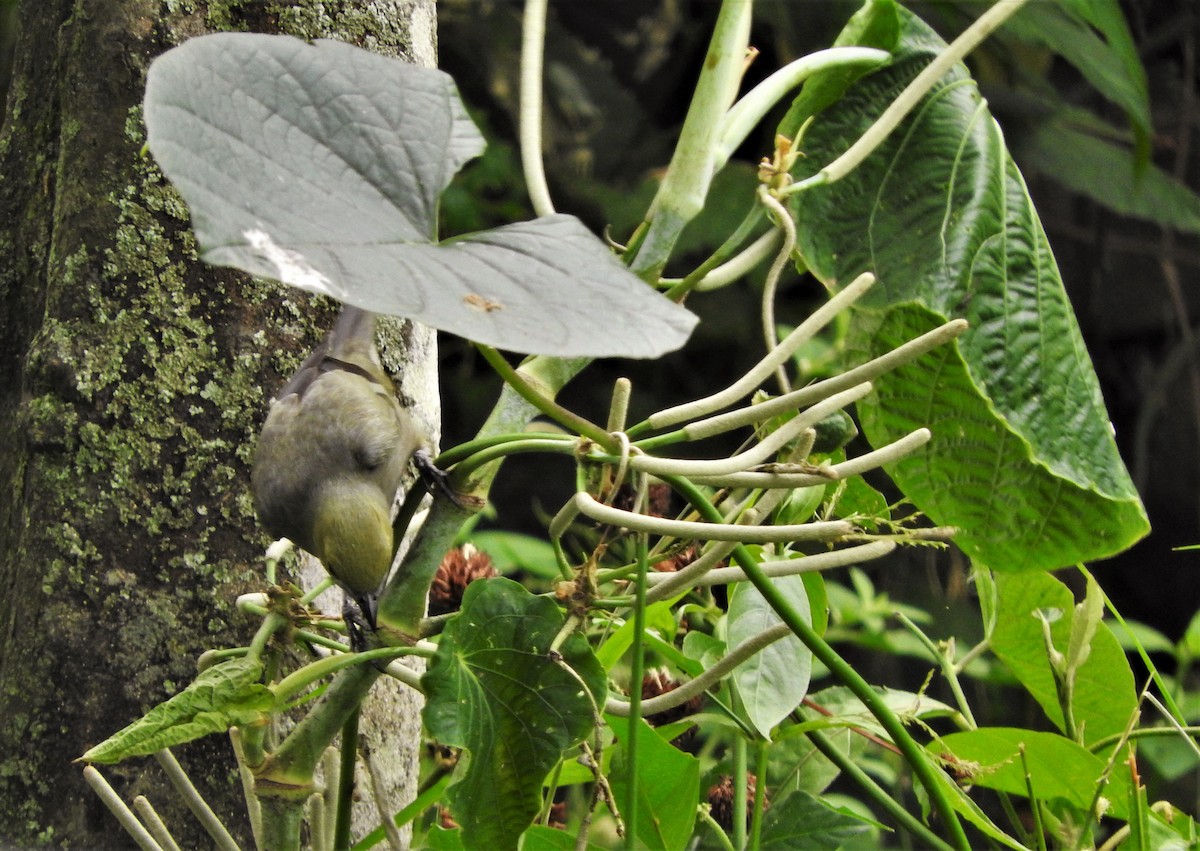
[
  {"left": 422, "top": 578, "right": 606, "bottom": 849},
  {"left": 728, "top": 576, "right": 812, "bottom": 739},
  {"left": 144, "top": 33, "right": 696, "bottom": 357},
  {"left": 784, "top": 4, "right": 1148, "bottom": 570}
]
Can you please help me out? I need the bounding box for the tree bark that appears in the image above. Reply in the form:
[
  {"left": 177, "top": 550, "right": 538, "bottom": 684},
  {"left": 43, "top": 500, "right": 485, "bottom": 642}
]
[{"left": 0, "top": 1, "right": 437, "bottom": 846}]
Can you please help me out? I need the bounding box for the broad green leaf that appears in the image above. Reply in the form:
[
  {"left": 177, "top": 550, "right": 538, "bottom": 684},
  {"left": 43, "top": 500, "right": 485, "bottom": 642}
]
[
  {"left": 788, "top": 8, "right": 1148, "bottom": 571},
  {"left": 466, "top": 531, "right": 562, "bottom": 580},
  {"left": 926, "top": 762, "right": 1031, "bottom": 851},
  {"left": 143, "top": 33, "right": 696, "bottom": 358},
  {"left": 991, "top": 572, "right": 1137, "bottom": 748},
  {"left": 519, "top": 826, "right": 607, "bottom": 851},
  {"left": 767, "top": 727, "right": 859, "bottom": 798},
  {"left": 758, "top": 790, "right": 873, "bottom": 849},
  {"left": 781, "top": 0, "right": 901, "bottom": 131},
  {"left": 426, "top": 826, "right": 466, "bottom": 851},
  {"left": 1148, "top": 807, "right": 1199, "bottom": 850},
  {"left": 1018, "top": 118, "right": 1200, "bottom": 233},
  {"left": 422, "top": 578, "right": 607, "bottom": 849},
  {"left": 801, "top": 685, "right": 957, "bottom": 742},
  {"left": 728, "top": 576, "right": 812, "bottom": 739},
  {"left": 80, "top": 657, "right": 273, "bottom": 764},
  {"left": 596, "top": 601, "right": 678, "bottom": 672},
  {"left": 1006, "top": 0, "right": 1150, "bottom": 154},
  {"left": 933, "top": 728, "right": 1131, "bottom": 820},
  {"left": 608, "top": 715, "right": 700, "bottom": 851}
]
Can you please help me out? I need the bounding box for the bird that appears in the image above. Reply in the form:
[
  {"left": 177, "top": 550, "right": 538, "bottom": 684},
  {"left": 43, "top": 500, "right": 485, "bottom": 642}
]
[{"left": 251, "top": 305, "right": 434, "bottom": 623}]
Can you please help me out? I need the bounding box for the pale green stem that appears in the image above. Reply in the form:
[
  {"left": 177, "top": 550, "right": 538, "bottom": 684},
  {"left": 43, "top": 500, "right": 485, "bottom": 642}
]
[
  {"left": 633, "top": 385, "right": 870, "bottom": 478},
  {"left": 698, "top": 806, "right": 738, "bottom": 851},
  {"left": 684, "top": 380, "right": 870, "bottom": 443},
  {"left": 683, "top": 319, "right": 967, "bottom": 438},
  {"left": 645, "top": 272, "right": 875, "bottom": 430},
  {"left": 83, "top": 767, "right": 164, "bottom": 851},
  {"left": 647, "top": 540, "right": 897, "bottom": 590},
  {"left": 689, "top": 229, "right": 781, "bottom": 292},
  {"left": 689, "top": 428, "right": 930, "bottom": 487},
  {"left": 607, "top": 377, "right": 632, "bottom": 433},
  {"left": 606, "top": 623, "right": 792, "bottom": 717},
  {"left": 732, "top": 736, "right": 748, "bottom": 849},
  {"left": 519, "top": 0, "right": 555, "bottom": 216},
  {"left": 132, "top": 797, "right": 182, "bottom": 851},
  {"left": 782, "top": 0, "right": 1034, "bottom": 196},
  {"left": 631, "top": 0, "right": 753, "bottom": 277},
  {"left": 228, "top": 728, "right": 264, "bottom": 850},
  {"left": 749, "top": 741, "right": 768, "bottom": 851},
  {"left": 804, "top": 730, "right": 955, "bottom": 851},
  {"left": 757, "top": 185, "right": 798, "bottom": 394},
  {"left": 476, "top": 345, "right": 613, "bottom": 449},
  {"left": 715, "top": 47, "right": 890, "bottom": 166},
  {"left": 154, "top": 749, "right": 240, "bottom": 851},
  {"left": 623, "top": 503, "right": 650, "bottom": 850},
  {"left": 894, "top": 611, "right": 977, "bottom": 728},
  {"left": 574, "top": 491, "right": 852, "bottom": 543}
]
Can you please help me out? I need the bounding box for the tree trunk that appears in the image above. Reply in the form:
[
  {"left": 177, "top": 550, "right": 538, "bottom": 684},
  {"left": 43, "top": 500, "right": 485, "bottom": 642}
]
[{"left": 0, "top": 1, "right": 437, "bottom": 846}]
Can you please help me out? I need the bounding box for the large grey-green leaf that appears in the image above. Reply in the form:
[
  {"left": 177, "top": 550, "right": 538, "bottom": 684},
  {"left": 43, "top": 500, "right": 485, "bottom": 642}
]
[
  {"left": 143, "top": 33, "right": 696, "bottom": 357},
  {"left": 785, "top": 5, "right": 1148, "bottom": 570},
  {"left": 422, "top": 578, "right": 606, "bottom": 849}
]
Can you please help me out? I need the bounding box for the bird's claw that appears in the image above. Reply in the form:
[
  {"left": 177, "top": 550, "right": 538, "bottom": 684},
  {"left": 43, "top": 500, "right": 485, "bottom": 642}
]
[{"left": 414, "top": 448, "right": 464, "bottom": 507}]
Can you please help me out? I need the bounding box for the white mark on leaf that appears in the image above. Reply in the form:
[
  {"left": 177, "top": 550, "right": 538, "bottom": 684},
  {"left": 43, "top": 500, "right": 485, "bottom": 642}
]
[{"left": 244, "top": 228, "right": 338, "bottom": 297}]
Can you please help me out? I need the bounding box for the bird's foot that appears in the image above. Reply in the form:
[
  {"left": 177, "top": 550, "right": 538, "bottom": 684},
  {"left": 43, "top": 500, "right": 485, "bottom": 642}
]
[
  {"left": 344, "top": 592, "right": 378, "bottom": 654},
  {"left": 413, "top": 448, "right": 464, "bottom": 506}
]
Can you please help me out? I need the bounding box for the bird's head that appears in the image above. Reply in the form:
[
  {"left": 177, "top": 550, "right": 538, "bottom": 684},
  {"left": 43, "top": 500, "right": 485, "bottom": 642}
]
[{"left": 310, "top": 478, "right": 395, "bottom": 595}]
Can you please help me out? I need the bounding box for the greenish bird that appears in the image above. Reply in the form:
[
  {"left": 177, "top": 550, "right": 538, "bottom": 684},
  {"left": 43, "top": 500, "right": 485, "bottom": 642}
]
[{"left": 251, "top": 306, "right": 427, "bottom": 605}]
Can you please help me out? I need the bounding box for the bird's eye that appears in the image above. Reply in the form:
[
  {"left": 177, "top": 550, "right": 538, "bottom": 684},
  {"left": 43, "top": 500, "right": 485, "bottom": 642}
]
[{"left": 353, "top": 442, "right": 389, "bottom": 471}]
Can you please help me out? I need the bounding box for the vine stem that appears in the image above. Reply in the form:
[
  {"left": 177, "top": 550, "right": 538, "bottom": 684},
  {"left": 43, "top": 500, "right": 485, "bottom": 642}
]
[
  {"left": 757, "top": 184, "right": 798, "bottom": 394},
  {"left": 667, "top": 476, "right": 972, "bottom": 850},
  {"left": 805, "top": 730, "right": 956, "bottom": 851},
  {"left": 475, "top": 344, "right": 614, "bottom": 449},
  {"left": 518, "top": 0, "right": 555, "bottom": 217},
  {"left": 782, "top": 0, "right": 1034, "bottom": 196},
  {"left": 622, "top": 490, "right": 650, "bottom": 850}
]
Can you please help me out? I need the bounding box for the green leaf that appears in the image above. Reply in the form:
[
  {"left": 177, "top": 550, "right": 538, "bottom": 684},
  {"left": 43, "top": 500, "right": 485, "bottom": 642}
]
[
  {"left": 728, "top": 576, "right": 812, "bottom": 739},
  {"left": 519, "top": 826, "right": 608, "bottom": 851},
  {"left": 466, "top": 531, "right": 562, "bottom": 580},
  {"left": 422, "top": 578, "right": 607, "bottom": 849},
  {"left": 426, "top": 826, "right": 466, "bottom": 851},
  {"left": 767, "top": 727, "right": 858, "bottom": 797},
  {"left": 595, "top": 601, "right": 679, "bottom": 672},
  {"left": 933, "top": 728, "right": 1131, "bottom": 820},
  {"left": 80, "top": 657, "right": 273, "bottom": 764},
  {"left": 758, "top": 790, "right": 873, "bottom": 849},
  {"left": 790, "top": 8, "right": 1148, "bottom": 571},
  {"left": 780, "top": 0, "right": 901, "bottom": 133},
  {"left": 1017, "top": 118, "right": 1200, "bottom": 233},
  {"left": 990, "top": 572, "right": 1137, "bottom": 748},
  {"left": 1005, "top": 0, "right": 1150, "bottom": 154},
  {"left": 802, "top": 685, "right": 957, "bottom": 742},
  {"left": 143, "top": 33, "right": 695, "bottom": 358},
  {"left": 608, "top": 715, "right": 700, "bottom": 851}
]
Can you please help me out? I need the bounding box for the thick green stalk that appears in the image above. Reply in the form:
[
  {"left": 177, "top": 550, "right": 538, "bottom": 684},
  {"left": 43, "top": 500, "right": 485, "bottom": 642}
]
[
  {"left": 622, "top": 526, "right": 650, "bottom": 850},
  {"left": 667, "top": 476, "right": 971, "bottom": 850},
  {"left": 805, "top": 730, "right": 955, "bottom": 851},
  {"left": 333, "top": 710, "right": 360, "bottom": 851},
  {"left": 631, "top": 0, "right": 753, "bottom": 278}
]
